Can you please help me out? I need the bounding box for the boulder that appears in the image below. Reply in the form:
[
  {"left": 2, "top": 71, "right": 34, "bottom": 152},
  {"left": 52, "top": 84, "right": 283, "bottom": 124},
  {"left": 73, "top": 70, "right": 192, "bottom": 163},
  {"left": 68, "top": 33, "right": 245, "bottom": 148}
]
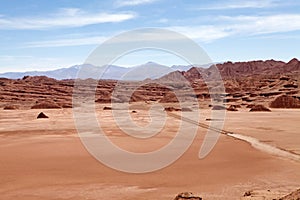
[
  {"left": 174, "top": 192, "right": 202, "bottom": 200},
  {"left": 227, "top": 105, "right": 238, "bottom": 111},
  {"left": 37, "top": 112, "right": 49, "bottom": 119},
  {"left": 243, "top": 191, "right": 252, "bottom": 197},
  {"left": 249, "top": 104, "right": 271, "bottom": 112}
]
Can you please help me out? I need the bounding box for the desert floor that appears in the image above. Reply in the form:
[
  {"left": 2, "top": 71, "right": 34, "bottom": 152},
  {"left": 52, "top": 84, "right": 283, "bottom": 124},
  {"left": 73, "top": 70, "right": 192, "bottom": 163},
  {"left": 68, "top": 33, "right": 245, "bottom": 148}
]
[{"left": 0, "top": 104, "right": 300, "bottom": 200}]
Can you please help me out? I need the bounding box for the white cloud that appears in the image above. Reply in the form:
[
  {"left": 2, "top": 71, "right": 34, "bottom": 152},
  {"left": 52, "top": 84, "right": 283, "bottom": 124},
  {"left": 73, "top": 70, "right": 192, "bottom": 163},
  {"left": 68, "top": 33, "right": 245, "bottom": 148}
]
[
  {"left": 168, "top": 14, "right": 300, "bottom": 42},
  {"left": 21, "top": 14, "right": 300, "bottom": 48},
  {"left": 24, "top": 36, "right": 108, "bottom": 48},
  {"left": 168, "top": 26, "right": 231, "bottom": 42},
  {"left": 115, "top": 0, "right": 158, "bottom": 7},
  {"left": 0, "top": 8, "right": 135, "bottom": 30},
  {"left": 196, "top": 0, "right": 278, "bottom": 10},
  {"left": 23, "top": 30, "right": 189, "bottom": 48},
  {"left": 222, "top": 14, "right": 300, "bottom": 35}
]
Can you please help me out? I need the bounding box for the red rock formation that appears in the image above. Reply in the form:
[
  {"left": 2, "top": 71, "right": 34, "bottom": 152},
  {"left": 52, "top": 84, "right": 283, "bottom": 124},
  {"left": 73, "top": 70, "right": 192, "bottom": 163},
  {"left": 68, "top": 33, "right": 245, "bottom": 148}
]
[
  {"left": 216, "top": 59, "right": 285, "bottom": 78},
  {"left": 31, "top": 102, "right": 61, "bottom": 109},
  {"left": 227, "top": 105, "right": 238, "bottom": 111},
  {"left": 270, "top": 95, "right": 300, "bottom": 108},
  {"left": 158, "top": 58, "right": 299, "bottom": 82},
  {"left": 1, "top": 58, "right": 299, "bottom": 109},
  {"left": 3, "top": 105, "right": 19, "bottom": 110},
  {"left": 159, "top": 92, "right": 179, "bottom": 103},
  {"left": 249, "top": 104, "right": 271, "bottom": 112},
  {"left": 284, "top": 58, "right": 300, "bottom": 72}
]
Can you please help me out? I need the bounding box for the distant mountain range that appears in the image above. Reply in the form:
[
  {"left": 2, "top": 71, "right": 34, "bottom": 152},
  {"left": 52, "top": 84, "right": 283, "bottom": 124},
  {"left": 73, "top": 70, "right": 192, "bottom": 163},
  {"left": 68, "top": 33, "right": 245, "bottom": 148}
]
[
  {"left": 1, "top": 58, "right": 299, "bottom": 81},
  {"left": 0, "top": 62, "right": 194, "bottom": 80}
]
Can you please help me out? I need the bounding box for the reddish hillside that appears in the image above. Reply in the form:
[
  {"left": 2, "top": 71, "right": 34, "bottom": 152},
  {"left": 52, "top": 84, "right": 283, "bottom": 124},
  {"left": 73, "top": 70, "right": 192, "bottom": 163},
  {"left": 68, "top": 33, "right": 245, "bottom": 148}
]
[
  {"left": 284, "top": 58, "right": 300, "bottom": 72},
  {"left": 159, "top": 58, "right": 300, "bottom": 81},
  {"left": 0, "top": 59, "right": 299, "bottom": 109},
  {"left": 216, "top": 59, "right": 286, "bottom": 77}
]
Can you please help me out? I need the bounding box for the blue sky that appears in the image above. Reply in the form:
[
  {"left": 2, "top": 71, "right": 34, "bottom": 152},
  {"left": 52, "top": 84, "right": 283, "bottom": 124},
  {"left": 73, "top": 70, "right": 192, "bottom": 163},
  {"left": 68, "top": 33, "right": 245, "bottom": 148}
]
[{"left": 0, "top": 0, "right": 300, "bottom": 72}]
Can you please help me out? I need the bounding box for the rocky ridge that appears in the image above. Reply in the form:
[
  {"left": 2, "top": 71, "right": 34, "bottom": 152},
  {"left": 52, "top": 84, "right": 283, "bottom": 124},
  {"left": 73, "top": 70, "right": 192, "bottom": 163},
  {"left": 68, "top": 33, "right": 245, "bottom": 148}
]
[{"left": 0, "top": 58, "right": 299, "bottom": 110}]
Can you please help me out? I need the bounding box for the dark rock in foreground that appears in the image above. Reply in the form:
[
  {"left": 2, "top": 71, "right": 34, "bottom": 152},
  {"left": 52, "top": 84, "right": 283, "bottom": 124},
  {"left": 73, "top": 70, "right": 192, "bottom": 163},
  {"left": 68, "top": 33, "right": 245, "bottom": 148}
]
[
  {"left": 174, "top": 192, "right": 202, "bottom": 200},
  {"left": 37, "top": 112, "right": 49, "bottom": 119}
]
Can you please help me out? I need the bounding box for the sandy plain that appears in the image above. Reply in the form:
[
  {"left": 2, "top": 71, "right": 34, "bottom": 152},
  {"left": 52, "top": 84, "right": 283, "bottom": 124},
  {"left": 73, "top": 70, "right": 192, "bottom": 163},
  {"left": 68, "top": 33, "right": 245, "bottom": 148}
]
[{"left": 0, "top": 104, "right": 300, "bottom": 200}]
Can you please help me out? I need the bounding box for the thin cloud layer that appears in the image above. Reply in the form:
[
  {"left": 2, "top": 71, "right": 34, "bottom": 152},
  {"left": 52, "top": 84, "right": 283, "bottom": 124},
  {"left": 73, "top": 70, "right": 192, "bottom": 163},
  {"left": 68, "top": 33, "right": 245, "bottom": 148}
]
[
  {"left": 115, "top": 0, "right": 158, "bottom": 7},
  {"left": 170, "top": 14, "right": 300, "bottom": 42},
  {"left": 24, "top": 36, "right": 108, "bottom": 48},
  {"left": 195, "top": 0, "right": 279, "bottom": 10},
  {"left": 26, "top": 13, "right": 300, "bottom": 48},
  {"left": 0, "top": 8, "right": 135, "bottom": 30}
]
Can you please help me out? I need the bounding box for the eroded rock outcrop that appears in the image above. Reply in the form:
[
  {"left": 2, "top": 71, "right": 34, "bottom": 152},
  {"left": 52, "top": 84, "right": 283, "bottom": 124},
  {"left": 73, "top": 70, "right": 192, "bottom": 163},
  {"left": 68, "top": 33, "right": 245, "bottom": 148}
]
[
  {"left": 3, "top": 105, "right": 19, "bottom": 110},
  {"left": 249, "top": 104, "right": 271, "bottom": 112},
  {"left": 270, "top": 95, "right": 300, "bottom": 108},
  {"left": 31, "top": 102, "right": 61, "bottom": 109}
]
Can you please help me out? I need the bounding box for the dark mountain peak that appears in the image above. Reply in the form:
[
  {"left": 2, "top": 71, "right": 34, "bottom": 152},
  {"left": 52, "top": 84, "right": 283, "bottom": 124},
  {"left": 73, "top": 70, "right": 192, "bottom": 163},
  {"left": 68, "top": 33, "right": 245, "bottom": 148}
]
[
  {"left": 187, "top": 66, "right": 201, "bottom": 73},
  {"left": 223, "top": 61, "right": 234, "bottom": 65},
  {"left": 287, "top": 58, "right": 299, "bottom": 65},
  {"left": 284, "top": 58, "right": 300, "bottom": 72},
  {"left": 156, "top": 70, "right": 187, "bottom": 82}
]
